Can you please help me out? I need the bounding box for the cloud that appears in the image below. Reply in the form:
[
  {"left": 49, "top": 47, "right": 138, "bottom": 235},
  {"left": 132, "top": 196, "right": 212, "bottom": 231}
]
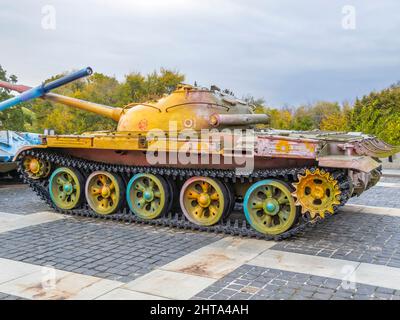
[{"left": 1, "top": 0, "right": 399, "bottom": 107}]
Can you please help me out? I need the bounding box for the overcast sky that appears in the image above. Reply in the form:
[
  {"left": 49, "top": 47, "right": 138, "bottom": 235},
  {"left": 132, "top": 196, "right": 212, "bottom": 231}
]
[{"left": 1, "top": 0, "right": 399, "bottom": 107}]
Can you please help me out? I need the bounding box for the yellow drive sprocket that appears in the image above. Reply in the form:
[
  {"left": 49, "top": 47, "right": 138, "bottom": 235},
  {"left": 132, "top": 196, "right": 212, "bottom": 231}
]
[{"left": 292, "top": 168, "right": 341, "bottom": 219}]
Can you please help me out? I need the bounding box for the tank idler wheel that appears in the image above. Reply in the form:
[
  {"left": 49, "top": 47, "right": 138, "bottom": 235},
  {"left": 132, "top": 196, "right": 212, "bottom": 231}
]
[
  {"left": 180, "top": 177, "right": 229, "bottom": 226},
  {"left": 127, "top": 173, "right": 171, "bottom": 220},
  {"left": 243, "top": 179, "right": 298, "bottom": 235},
  {"left": 85, "top": 171, "right": 125, "bottom": 215},
  {"left": 49, "top": 167, "right": 84, "bottom": 210},
  {"left": 23, "top": 156, "right": 51, "bottom": 180}
]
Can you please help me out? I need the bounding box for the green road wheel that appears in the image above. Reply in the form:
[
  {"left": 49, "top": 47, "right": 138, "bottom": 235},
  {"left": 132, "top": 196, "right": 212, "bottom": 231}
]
[
  {"left": 49, "top": 167, "right": 84, "bottom": 210},
  {"left": 127, "top": 173, "right": 170, "bottom": 220},
  {"left": 180, "top": 177, "right": 229, "bottom": 226},
  {"left": 243, "top": 179, "right": 298, "bottom": 235},
  {"left": 85, "top": 171, "right": 124, "bottom": 215}
]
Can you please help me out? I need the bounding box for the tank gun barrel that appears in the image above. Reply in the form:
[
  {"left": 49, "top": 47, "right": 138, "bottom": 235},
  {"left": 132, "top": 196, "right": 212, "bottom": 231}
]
[
  {"left": 0, "top": 68, "right": 122, "bottom": 121},
  {"left": 0, "top": 67, "right": 93, "bottom": 111},
  {"left": 43, "top": 93, "right": 122, "bottom": 122},
  {"left": 209, "top": 113, "right": 269, "bottom": 127}
]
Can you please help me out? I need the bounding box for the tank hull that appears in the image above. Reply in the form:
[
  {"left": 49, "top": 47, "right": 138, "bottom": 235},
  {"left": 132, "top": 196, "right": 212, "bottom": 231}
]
[{"left": 18, "top": 129, "right": 391, "bottom": 173}]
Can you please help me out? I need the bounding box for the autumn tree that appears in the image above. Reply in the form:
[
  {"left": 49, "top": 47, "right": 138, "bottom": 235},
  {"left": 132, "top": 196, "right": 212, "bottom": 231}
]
[{"left": 320, "top": 102, "right": 352, "bottom": 132}]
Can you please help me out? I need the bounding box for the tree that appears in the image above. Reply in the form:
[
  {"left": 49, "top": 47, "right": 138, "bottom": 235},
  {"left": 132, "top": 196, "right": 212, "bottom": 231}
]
[
  {"left": 0, "top": 65, "right": 34, "bottom": 131},
  {"left": 119, "top": 68, "right": 184, "bottom": 105},
  {"left": 309, "top": 101, "right": 341, "bottom": 127},
  {"left": 291, "top": 106, "right": 315, "bottom": 130},
  {"left": 267, "top": 108, "right": 293, "bottom": 130},
  {"left": 320, "top": 102, "right": 351, "bottom": 132},
  {"left": 349, "top": 85, "right": 400, "bottom": 145}
]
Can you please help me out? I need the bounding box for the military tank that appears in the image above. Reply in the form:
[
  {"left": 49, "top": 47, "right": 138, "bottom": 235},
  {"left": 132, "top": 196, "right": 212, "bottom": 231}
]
[{"left": 0, "top": 67, "right": 398, "bottom": 240}]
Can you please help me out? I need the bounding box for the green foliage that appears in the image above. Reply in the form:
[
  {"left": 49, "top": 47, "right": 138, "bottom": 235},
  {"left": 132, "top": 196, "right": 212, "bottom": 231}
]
[
  {"left": 0, "top": 65, "right": 34, "bottom": 131},
  {"left": 349, "top": 85, "right": 400, "bottom": 145},
  {"left": 267, "top": 108, "right": 293, "bottom": 130},
  {"left": 119, "top": 68, "right": 185, "bottom": 105}
]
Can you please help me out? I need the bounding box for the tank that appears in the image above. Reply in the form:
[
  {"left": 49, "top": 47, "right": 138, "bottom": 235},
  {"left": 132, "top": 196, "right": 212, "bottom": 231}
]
[
  {"left": 0, "top": 67, "right": 398, "bottom": 240},
  {"left": 0, "top": 131, "right": 41, "bottom": 177}
]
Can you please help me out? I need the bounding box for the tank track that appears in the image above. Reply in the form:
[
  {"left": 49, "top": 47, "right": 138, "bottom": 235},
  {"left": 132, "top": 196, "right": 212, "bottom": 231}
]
[{"left": 17, "top": 149, "right": 352, "bottom": 241}]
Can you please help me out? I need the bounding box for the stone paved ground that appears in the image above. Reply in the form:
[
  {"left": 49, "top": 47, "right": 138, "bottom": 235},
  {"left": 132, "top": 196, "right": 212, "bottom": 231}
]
[
  {"left": 348, "top": 186, "right": 400, "bottom": 208},
  {"left": 192, "top": 264, "right": 400, "bottom": 300},
  {"left": 0, "top": 175, "right": 400, "bottom": 300},
  {"left": 380, "top": 176, "right": 400, "bottom": 183},
  {"left": 0, "top": 292, "right": 26, "bottom": 300},
  {"left": 0, "top": 218, "right": 221, "bottom": 282},
  {"left": 0, "top": 185, "right": 48, "bottom": 215},
  {"left": 271, "top": 211, "right": 400, "bottom": 267}
]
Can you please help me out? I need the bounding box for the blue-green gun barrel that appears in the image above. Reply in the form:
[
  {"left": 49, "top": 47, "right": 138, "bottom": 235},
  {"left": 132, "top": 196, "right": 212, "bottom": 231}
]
[{"left": 0, "top": 67, "right": 92, "bottom": 112}]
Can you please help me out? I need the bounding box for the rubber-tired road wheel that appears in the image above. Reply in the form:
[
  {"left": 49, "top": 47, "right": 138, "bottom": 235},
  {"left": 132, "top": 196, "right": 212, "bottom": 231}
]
[
  {"left": 85, "top": 171, "right": 125, "bottom": 215},
  {"left": 243, "top": 179, "right": 298, "bottom": 235},
  {"left": 180, "top": 177, "right": 229, "bottom": 226},
  {"left": 126, "top": 173, "right": 171, "bottom": 220},
  {"left": 49, "top": 167, "right": 84, "bottom": 210}
]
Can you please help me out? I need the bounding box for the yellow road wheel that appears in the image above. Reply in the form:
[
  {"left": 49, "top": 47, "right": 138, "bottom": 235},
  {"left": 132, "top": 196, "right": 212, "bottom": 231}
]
[
  {"left": 292, "top": 168, "right": 341, "bottom": 219},
  {"left": 180, "top": 177, "right": 229, "bottom": 226},
  {"left": 244, "top": 179, "right": 298, "bottom": 235},
  {"left": 85, "top": 171, "right": 124, "bottom": 215},
  {"left": 23, "top": 156, "right": 51, "bottom": 180},
  {"left": 49, "top": 167, "right": 84, "bottom": 210}
]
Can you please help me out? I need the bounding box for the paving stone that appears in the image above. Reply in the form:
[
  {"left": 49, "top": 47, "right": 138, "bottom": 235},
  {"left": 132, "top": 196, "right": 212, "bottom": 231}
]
[
  {"left": 0, "top": 292, "right": 27, "bottom": 300},
  {"left": 0, "top": 217, "right": 221, "bottom": 282},
  {"left": 123, "top": 269, "right": 215, "bottom": 300},
  {"left": 0, "top": 266, "right": 122, "bottom": 300},
  {"left": 375, "top": 287, "right": 395, "bottom": 295},
  {"left": 271, "top": 210, "right": 400, "bottom": 267},
  {"left": 312, "top": 293, "right": 332, "bottom": 300},
  {"left": 348, "top": 185, "right": 400, "bottom": 209},
  {"left": 210, "top": 293, "right": 231, "bottom": 300},
  {"left": 227, "top": 284, "right": 244, "bottom": 291},
  {"left": 230, "top": 292, "right": 252, "bottom": 300},
  {"left": 373, "top": 292, "right": 393, "bottom": 300},
  {"left": 270, "top": 279, "right": 287, "bottom": 286},
  {"left": 96, "top": 288, "right": 166, "bottom": 300},
  {"left": 0, "top": 186, "right": 48, "bottom": 215},
  {"left": 218, "top": 288, "right": 237, "bottom": 297},
  {"left": 192, "top": 264, "right": 400, "bottom": 301}
]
